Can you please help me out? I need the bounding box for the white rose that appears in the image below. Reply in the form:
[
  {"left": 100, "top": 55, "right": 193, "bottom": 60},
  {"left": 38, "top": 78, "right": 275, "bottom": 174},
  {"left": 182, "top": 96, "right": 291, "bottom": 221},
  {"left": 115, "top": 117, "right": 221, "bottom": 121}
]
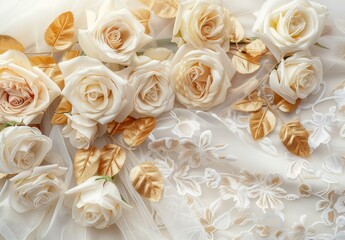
[
  {"left": 171, "top": 44, "right": 235, "bottom": 110},
  {"left": 78, "top": 0, "right": 152, "bottom": 65},
  {"left": 8, "top": 164, "right": 67, "bottom": 213},
  {"left": 60, "top": 56, "right": 134, "bottom": 125},
  {"left": 65, "top": 176, "right": 131, "bottom": 229},
  {"left": 173, "top": 0, "right": 233, "bottom": 51},
  {"left": 62, "top": 113, "right": 106, "bottom": 149},
  {"left": 269, "top": 51, "right": 322, "bottom": 104},
  {"left": 0, "top": 50, "right": 60, "bottom": 124},
  {"left": 121, "top": 50, "right": 174, "bottom": 118},
  {"left": 0, "top": 126, "right": 52, "bottom": 174},
  {"left": 252, "top": 0, "right": 328, "bottom": 59}
]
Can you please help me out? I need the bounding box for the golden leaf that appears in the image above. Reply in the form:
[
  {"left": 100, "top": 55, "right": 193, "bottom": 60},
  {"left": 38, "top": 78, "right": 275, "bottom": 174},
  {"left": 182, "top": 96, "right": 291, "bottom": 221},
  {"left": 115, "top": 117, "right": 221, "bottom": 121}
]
[
  {"left": 233, "top": 91, "right": 264, "bottom": 112},
  {"left": 62, "top": 49, "right": 80, "bottom": 62},
  {"left": 107, "top": 116, "right": 135, "bottom": 135},
  {"left": 45, "top": 11, "right": 75, "bottom": 51},
  {"left": 245, "top": 39, "right": 267, "bottom": 57},
  {"left": 132, "top": 9, "right": 151, "bottom": 34},
  {"left": 29, "top": 55, "right": 56, "bottom": 77},
  {"left": 0, "top": 35, "right": 24, "bottom": 53},
  {"left": 250, "top": 108, "right": 276, "bottom": 140},
  {"left": 51, "top": 98, "right": 72, "bottom": 125},
  {"left": 139, "top": 0, "right": 155, "bottom": 9},
  {"left": 74, "top": 146, "right": 101, "bottom": 184},
  {"left": 232, "top": 52, "right": 260, "bottom": 74},
  {"left": 152, "top": 0, "right": 179, "bottom": 19},
  {"left": 273, "top": 94, "right": 301, "bottom": 113},
  {"left": 279, "top": 121, "right": 311, "bottom": 158},
  {"left": 51, "top": 66, "right": 65, "bottom": 90},
  {"left": 123, "top": 117, "right": 156, "bottom": 147},
  {"left": 229, "top": 17, "right": 244, "bottom": 43},
  {"left": 0, "top": 173, "right": 7, "bottom": 179},
  {"left": 130, "top": 162, "right": 164, "bottom": 202},
  {"left": 98, "top": 144, "right": 126, "bottom": 177}
]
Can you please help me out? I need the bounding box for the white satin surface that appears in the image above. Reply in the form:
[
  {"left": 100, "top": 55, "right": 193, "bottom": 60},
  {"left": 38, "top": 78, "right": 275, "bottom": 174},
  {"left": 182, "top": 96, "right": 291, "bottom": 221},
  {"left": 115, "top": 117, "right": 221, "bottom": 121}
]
[{"left": 0, "top": 0, "right": 345, "bottom": 240}]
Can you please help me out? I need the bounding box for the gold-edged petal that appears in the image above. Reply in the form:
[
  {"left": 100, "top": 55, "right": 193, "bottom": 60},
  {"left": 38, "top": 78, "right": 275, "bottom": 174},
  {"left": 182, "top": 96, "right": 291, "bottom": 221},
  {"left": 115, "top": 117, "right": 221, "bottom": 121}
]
[
  {"left": 130, "top": 162, "right": 164, "bottom": 202},
  {"left": 98, "top": 144, "right": 126, "bottom": 177},
  {"left": 279, "top": 121, "right": 311, "bottom": 158}
]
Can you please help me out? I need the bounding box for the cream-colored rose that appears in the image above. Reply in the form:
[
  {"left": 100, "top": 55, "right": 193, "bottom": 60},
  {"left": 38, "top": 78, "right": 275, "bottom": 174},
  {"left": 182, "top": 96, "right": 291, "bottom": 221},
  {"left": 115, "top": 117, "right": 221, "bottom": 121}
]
[
  {"left": 0, "top": 50, "right": 60, "bottom": 124},
  {"left": 60, "top": 56, "right": 134, "bottom": 125},
  {"left": 121, "top": 49, "right": 174, "bottom": 118},
  {"left": 269, "top": 51, "right": 322, "bottom": 104},
  {"left": 252, "top": 0, "right": 328, "bottom": 59},
  {"left": 78, "top": 0, "right": 152, "bottom": 65},
  {"left": 173, "top": 0, "right": 233, "bottom": 51},
  {"left": 0, "top": 126, "right": 52, "bottom": 174},
  {"left": 171, "top": 44, "right": 235, "bottom": 110},
  {"left": 62, "top": 113, "right": 106, "bottom": 149},
  {"left": 65, "top": 176, "right": 131, "bottom": 229},
  {"left": 8, "top": 164, "right": 67, "bottom": 213}
]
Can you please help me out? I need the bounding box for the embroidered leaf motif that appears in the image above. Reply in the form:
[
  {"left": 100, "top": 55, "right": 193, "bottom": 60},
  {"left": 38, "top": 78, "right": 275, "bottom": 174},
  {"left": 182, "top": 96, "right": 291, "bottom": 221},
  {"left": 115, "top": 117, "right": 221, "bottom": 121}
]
[
  {"left": 97, "top": 144, "right": 126, "bottom": 177},
  {"left": 233, "top": 91, "right": 263, "bottom": 112},
  {"left": 250, "top": 108, "right": 276, "bottom": 140},
  {"left": 0, "top": 35, "right": 24, "bottom": 53},
  {"left": 45, "top": 11, "right": 75, "bottom": 51},
  {"left": 123, "top": 117, "right": 156, "bottom": 147},
  {"left": 279, "top": 121, "right": 311, "bottom": 158},
  {"left": 273, "top": 94, "right": 301, "bottom": 113},
  {"left": 74, "top": 147, "right": 100, "bottom": 184},
  {"left": 29, "top": 56, "right": 56, "bottom": 77},
  {"left": 244, "top": 39, "right": 266, "bottom": 57},
  {"left": 132, "top": 9, "right": 151, "bottom": 34},
  {"left": 232, "top": 52, "right": 260, "bottom": 74},
  {"left": 130, "top": 162, "right": 164, "bottom": 202},
  {"left": 107, "top": 116, "right": 135, "bottom": 135},
  {"left": 51, "top": 98, "right": 71, "bottom": 125}
]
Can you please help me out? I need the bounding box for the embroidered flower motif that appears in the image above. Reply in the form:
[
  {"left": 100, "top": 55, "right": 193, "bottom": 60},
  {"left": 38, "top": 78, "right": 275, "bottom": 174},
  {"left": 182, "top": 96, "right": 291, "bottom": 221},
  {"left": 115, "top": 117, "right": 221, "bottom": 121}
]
[
  {"left": 334, "top": 196, "right": 345, "bottom": 214},
  {"left": 303, "top": 107, "right": 339, "bottom": 149},
  {"left": 219, "top": 176, "right": 250, "bottom": 210},
  {"left": 204, "top": 168, "right": 221, "bottom": 189}
]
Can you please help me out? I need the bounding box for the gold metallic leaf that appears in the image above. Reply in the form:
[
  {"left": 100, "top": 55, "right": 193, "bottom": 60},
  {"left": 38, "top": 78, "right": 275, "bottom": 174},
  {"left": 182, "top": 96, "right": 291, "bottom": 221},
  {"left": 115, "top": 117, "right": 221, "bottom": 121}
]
[
  {"left": 279, "top": 121, "right": 311, "bottom": 158},
  {"left": 273, "top": 94, "right": 301, "bottom": 113},
  {"left": 51, "top": 66, "right": 65, "bottom": 90},
  {"left": 245, "top": 39, "right": 266, "bottom": 57},
  {"left": 98, "top": 144, "right": 126, "bottom": 177},
  {"left": 130, "top": 162, "right": 164, "bottom": 202},
  {"left": 139, "top": 0, "right": 155, "bottom": 8},
  {"left": 51, "top": 98, "right": 72, "bottom": 125},
  {"left": 132, "top": 9, "right": 151, "bottom": 34},
  {"left": 74, "top": 147, "right": 101, "bottom": 184},
  {"left": 123, "top": 117, "right": 156, "bottom": 147},
  {"left": 107, "top": 116, "right": 135, "bottom": 135},
  {"left": 0, "top": 173, "right": 7, "bottom": 179},
  {"left": 0, "top": 35, "right": 24, "bottom": 53},
  {"left": 62, "top": 49, "right": 80, "bottom": 62},
  {"left": 232, "top": 52, "right": 260, "bottom": 74},
  {"left": 152, "top": 0, "right": 179, "bottom": 19},
  {"left": 229, "top": 17, "right": 244, "bottom": 43},
  {"left": 45, "top": 11, "right": 75, "bottom": 51},
  {"left": 233, "top": 91, "right": 264, "bottom": 112},
  {"left": 250, "top": 108, "right": 276, "bottom": 140},
  {"left": 29, "top": 56, "right": 56, "bottom": 77}
]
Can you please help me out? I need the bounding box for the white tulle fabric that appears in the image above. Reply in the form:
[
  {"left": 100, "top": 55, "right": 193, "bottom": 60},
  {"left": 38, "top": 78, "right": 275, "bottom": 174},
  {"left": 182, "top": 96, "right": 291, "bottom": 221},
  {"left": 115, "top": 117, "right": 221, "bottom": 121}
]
[{"left": 0, "top": 0, "right": 345, "bottom": 239}]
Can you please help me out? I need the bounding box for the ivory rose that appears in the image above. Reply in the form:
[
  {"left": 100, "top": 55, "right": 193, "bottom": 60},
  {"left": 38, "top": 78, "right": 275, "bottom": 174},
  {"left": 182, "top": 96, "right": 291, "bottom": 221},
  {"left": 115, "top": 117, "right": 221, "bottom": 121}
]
[
  {"left": 8, "top": 164, "right": 67, "bottom": 213},
  {"left": 0, "top": 50, "right": 60, "bottom": 124},
  {"left": 60, "top": 56, "right": 134, "bottom": 125},
  {"left": 0, "top": 126, "right": 52, "bottom": 174},
  {"left": 252, "top": 0, "right": 328, "bottom": 59},
  {"left": 173, "top": 0, "right": 233, "bottom": 51},
  {"left": 120, "top": 48, "right": 175, "bottom": 118},
  {"left": 269, "top": 51, "right": 322, "bottom": 104},
  {"left": 62, "top": 113, "right": 106, "bottom": 149},
  {"left": 78, "top": 0, "right": 152, "bottom": 65},
  {"left": 171, "top": 44, "right": 235, "bottom": 110},
  {"left": 65, "top": 176, "right": 131, "bottom": 229}
]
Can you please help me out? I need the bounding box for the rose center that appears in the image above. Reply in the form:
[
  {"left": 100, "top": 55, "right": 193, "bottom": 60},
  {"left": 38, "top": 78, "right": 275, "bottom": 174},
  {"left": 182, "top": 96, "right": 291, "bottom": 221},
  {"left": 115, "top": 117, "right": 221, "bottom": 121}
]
[
  {"left": 288, "top": 9, "right": 306, "bottom": 38},
  {"left": 187, "top": 63, "right": 212, "bottom": 98}
]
